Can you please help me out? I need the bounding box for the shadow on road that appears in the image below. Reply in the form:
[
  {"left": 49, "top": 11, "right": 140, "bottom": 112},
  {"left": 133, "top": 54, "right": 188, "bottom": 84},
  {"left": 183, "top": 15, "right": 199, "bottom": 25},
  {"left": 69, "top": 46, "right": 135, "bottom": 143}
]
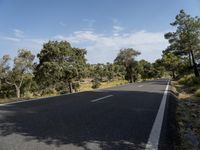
[{"left": 0, "top": 89, "right": 177, "bottom": 150}]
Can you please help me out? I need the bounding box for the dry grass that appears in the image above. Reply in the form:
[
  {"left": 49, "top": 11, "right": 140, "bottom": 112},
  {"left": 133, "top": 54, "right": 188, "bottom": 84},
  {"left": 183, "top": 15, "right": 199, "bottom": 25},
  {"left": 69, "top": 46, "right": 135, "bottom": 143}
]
[
  {"left": 0, "top": 80, "right": 128, "bottom": 104},
  {"left": 172, "top": 80, "right": 200, "bottom": 150},
  {"left": 0, "top": 98, "right": 17, "bottom": 104},
  {"left": 195, "top": 88, "right": 200, "bottom": 97},
  {"left": 79, "top": 80, "right": 128, "bottom": 91}
]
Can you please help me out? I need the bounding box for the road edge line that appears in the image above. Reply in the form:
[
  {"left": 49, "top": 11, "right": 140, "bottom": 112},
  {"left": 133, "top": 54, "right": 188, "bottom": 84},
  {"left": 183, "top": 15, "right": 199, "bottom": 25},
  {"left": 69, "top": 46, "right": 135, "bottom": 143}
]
[{"left": 145, "top": 80, "right": 170, "bottom": 150}]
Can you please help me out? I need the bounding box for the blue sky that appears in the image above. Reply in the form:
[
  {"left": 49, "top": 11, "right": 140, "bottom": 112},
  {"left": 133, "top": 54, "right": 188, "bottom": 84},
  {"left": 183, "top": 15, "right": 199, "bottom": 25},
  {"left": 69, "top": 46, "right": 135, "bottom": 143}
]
[{"left": 0, "top": 0, "right": 200, "bottom": 63}]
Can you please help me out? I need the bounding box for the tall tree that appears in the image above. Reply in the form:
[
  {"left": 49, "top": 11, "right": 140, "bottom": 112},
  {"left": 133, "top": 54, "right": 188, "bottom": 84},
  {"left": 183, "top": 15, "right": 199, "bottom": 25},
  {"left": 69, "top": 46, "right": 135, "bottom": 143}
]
[
  {"left": 161, "top": 52, "right": 182, "bottom": 79},
  {"left": 35, "top": 41, "right": 87, "bottom": 93},
  {"left": 105, "top": 63, "right": 115, "bottom": 81},
  {"left": 139, "top": 60, "right": 154, "bottom": 80},
  {"left": 1, "top": 49, "right": 35, "bottom": 98},
  {"left": 153, "top": 59, "right": 165, "bottom": 78},
  {"left": 164, "top": 10, "right": 200, "bottom": 77},
  {"left": 114, "top": 48, "right": 141, "bottom": 83}
]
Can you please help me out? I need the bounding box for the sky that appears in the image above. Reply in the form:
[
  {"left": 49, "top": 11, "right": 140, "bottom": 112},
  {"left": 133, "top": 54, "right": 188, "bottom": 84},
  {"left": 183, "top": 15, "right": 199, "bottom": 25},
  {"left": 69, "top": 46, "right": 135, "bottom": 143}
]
[{"left": 0, "top": 0, "right": 200, "bottom": 64}]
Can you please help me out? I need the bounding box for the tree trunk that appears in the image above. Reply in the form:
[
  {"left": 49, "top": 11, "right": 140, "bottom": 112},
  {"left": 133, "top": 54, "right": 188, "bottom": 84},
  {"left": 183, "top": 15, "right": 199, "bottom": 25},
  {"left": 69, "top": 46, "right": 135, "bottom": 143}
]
[
  {"left": 190, "top": 50, "right": 199, "bottom": 77},
  {"left": 172, "top": 71, "right": 176, "bottom": 79},
  {"left": 130, "top": 75, "right": 133, "bottom": 83},
  {"left": 15, "top": 85, "right": 20, "bottom": 99},
  {"left": 188, "top": 52, "right": 192, "bottom": 67},
  {"left": 68, "top": 82, "right": 73, "bottom": 93}
]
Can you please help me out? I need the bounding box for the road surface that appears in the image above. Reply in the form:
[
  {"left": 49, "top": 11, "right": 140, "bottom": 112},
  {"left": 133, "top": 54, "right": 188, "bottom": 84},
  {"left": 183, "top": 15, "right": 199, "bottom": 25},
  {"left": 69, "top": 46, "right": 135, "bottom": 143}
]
[{"left": 0, "top": 79, "right": 177, "bottom": 150}]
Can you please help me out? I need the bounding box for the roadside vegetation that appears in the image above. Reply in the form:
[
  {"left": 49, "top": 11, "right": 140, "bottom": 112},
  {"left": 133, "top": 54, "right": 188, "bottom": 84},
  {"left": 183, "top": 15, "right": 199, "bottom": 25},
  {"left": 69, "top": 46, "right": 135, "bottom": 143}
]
[
  {"left": 163, "top": 10, "right": 200, "bottom": 149},
  {"left": 0, "top": 42, "right": 164, "bottom": 104},
  {"left": 0, "top": 9, "right": 200, "bottom": 149},
  {"left": 172, "top": 76, "right": 200, "bottom": 150}
]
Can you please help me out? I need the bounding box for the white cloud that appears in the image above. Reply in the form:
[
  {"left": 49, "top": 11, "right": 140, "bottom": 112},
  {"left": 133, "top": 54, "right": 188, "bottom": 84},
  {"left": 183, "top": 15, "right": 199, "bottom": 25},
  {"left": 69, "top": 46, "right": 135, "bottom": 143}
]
[
  {"left": 1, "top": 36, "right": 21, "bottom": 42},
  {"left": 59, "top": 21, "right": 66, "bottom": 27},
  {"left": 82, "top": 19, "right": 96, "bottom": 30},
  {"left": 25, "top": 38, "right": 47, "bottom": 45},
  {"left": 113, "top": 26, "right": 124, "bottom": 31},
  {"left": 63, "top": 30, "right": 168, "bottom": 63},
  {"left": 13, "top": 29, "right": 24, "bottom": 38},
  {"left": 71, "top": 31, "right": 100, "bottom": 42},
  {"left": 113, "top": 25, "right": 124, "bottom": 36},
  {"left": 1, "top": 29, "right": 168, "bottom": 64},
  {"left": 53, "top": 31, "right": 101, "bottom": 43}
]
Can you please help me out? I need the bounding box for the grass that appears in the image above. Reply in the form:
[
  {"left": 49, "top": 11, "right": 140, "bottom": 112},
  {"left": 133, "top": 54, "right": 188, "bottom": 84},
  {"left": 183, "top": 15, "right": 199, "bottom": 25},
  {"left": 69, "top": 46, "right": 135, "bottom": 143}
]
[
  {"left": 0, "top": 79, "right": 128, "bottom": 104},
  {"left": 172, "top": 75, "right": 200, "bottom": 150},
  {"left": 99, "top": 80, "right": 128, "bottom": 88},
  {"left": 79, "top": 79, "right": 128, "bottom": 91},
  {"left": 0, "top": 98, "right": 18, "bottom": 104},
  {"left": 195, "top": 88, "right": 200, "bottom": 97}
]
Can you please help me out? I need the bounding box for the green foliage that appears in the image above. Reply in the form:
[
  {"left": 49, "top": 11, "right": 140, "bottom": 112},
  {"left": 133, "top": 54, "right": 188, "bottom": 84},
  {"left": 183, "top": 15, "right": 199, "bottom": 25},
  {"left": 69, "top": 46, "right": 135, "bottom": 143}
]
[
  {"left": 161, "top": 53, "right": 183, "bottom": 79},
  {"left": 23, "top": 91, "right": 34, "bottom": 99},
  {"left": 178, "top": 74, "right": 200, "bottom": 86},
  {"left": 164, "top": 9, "right": 200, "bottom": 77},
  {"left": 115, "top": 48, "right": 141, "bottom": 83},
  {"left": 0, "top": 49, "right": 35, "bottom": 98},
  {"left": 41, "top": 88, "right": 58, "bottom": 96},
  {"left": 139, "top": 60, "right": 152, "bottom": 80},
  {"left": 35, "top": 41, "right": 87, "bottom": 93},
  {"left": 195, "top": 89, "right": 200, "bottom": 97},
  {"left": 92, "top": 79, "right": 101, "bottom": 89},
  {"left": 72, "top": 82, "right": 80, "bottom": 92}
]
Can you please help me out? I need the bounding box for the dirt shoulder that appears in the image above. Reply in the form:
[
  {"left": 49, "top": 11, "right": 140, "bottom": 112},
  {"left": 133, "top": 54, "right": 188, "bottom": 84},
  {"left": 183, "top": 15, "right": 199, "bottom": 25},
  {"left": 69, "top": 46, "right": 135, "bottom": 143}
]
[{"left": 171, "top": 81, "right": 200, "bottom": 150}]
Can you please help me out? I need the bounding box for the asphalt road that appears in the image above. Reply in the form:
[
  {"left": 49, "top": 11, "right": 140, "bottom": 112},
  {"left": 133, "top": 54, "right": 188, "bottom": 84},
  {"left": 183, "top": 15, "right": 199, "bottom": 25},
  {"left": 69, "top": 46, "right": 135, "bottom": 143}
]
[{"left": 0, "top": 79, "right": 176, "bottom": 150}]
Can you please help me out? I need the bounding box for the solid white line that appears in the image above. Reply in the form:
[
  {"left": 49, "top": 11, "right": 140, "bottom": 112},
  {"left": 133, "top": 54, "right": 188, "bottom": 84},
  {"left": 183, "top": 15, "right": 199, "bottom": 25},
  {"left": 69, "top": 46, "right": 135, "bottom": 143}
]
[
  {"left": 145, "top": 81, "right": 170, "bottom": 150},
  {"left": 91, "top": 95, "right": 113, "bottom": 103},
  {"left": 138, "top": 85, "right": 144, "bottom": 88}
]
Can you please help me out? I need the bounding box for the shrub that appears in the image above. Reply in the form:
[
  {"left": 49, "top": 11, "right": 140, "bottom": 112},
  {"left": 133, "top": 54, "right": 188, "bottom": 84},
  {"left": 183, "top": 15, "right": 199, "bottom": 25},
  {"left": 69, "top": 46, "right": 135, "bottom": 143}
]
[
  {"left": 41, "top": 88, "right": 57, "bottom": 96},
  {"left": 195, "top": 89, "right": 200, "bottom": 97},
  {"left": 178, "top": 74, "right": 200, "bottom": 86},
  {"left": 23, "top": 91, "right": 33, "bottom": 99},
  {"left": 72, "top": 82, "right": 80, "bottom": 92},
  {"left": 92, "top": 80, "right": 101, "bottom": 89}
]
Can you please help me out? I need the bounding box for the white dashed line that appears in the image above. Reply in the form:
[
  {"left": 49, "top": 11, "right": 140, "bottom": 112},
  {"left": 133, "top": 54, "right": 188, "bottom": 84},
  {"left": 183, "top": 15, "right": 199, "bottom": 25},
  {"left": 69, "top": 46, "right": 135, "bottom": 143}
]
[
  {"left": 145, "top": 81, "right": 170, "bottom": 150},
  {"left": 91, "top": 95, "right": 113, "bottom": 103}
]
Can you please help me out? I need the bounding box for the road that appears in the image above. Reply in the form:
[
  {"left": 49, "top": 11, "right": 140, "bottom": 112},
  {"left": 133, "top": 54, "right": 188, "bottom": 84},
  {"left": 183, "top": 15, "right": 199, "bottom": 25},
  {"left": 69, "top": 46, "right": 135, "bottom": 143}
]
[{"left": 0, "top": 79, "right": 177, "bottom": 150}]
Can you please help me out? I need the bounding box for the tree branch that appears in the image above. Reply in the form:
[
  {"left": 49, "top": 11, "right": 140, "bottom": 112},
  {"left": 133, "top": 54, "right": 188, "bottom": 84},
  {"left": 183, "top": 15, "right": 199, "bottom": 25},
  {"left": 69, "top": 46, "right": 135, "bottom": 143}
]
[{"left": 5, "top": 80, "right": 15, "bottom": 86}]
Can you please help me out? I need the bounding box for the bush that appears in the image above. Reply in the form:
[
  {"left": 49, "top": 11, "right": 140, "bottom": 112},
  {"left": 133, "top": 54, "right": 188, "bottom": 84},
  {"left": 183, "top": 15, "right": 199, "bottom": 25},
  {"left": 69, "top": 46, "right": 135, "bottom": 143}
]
[
  {"left": 41, "top": 88, "right": 57, "bottom": 96},
  {"left": 195, "top": 89, "right": 200, "bottom": 97},
  {"left": 72, "top": 82, "right": 80, "bottom": 92},
  {"left": 178, "top": 74, "right": 200, "bottom": 86},
  {"left": 92, "top": 80, "right": 101, "bottom": 89},
  {"left": 23, "top": 91, "right": 33, "bottom": 99}
]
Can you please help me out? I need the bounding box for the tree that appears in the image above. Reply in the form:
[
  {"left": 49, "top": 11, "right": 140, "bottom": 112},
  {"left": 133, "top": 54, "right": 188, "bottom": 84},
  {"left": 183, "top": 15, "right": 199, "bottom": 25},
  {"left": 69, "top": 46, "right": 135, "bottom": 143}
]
[
  {"left": 105, "top": 63, "right": 115, "bottom": 81},
  {"left": 1, "top": 49, "right": 35, "bottom": 98},
  {"left": 114, "top": 48, "right": 141, "bottom": 83},
  {"left": 153, "top": 59, "right": 165, "bottom": 78},
  {"left": 35, "top": 41, "right": 87, "bottom": 94},
  {"left": 0, "top": 55, "right": 10, "bottom": 79},
  {"left": 93, "top": 64, "right": 106, "bottom": 81},
  {"left": 161, "top": 53, "right": 182, "bottom": 79},
  {"left": 139, "top": 60, "right": 153, "bottom": 80},
  {"left": 164, "top": 10, "right": 200, "bottom": 77},
  {"left": 0, "top": 55, "right": 12, "bottom": 98},
  {"left": 125, "top": 60, "right": 140, "bottom": 82}
]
